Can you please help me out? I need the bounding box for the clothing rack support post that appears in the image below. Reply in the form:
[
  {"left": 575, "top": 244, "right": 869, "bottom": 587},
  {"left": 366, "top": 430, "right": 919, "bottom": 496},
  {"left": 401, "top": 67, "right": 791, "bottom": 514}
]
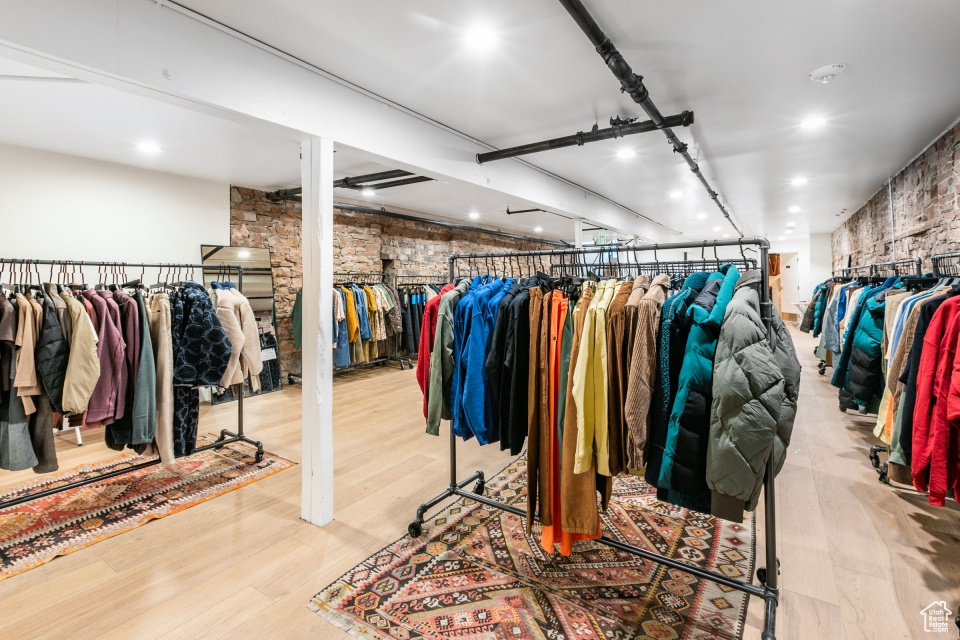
[
  {"left": 212, "top": 267, "right": 266, "bottom": 462},
  {"left": 300, "top": 137, "right": 336, "bottom": 527},
  {"left": 413, "top": 239, "right": 781, "bottom": 636},
  {"left": 758, "top": 238, "right": 780, "bottom": 639}
]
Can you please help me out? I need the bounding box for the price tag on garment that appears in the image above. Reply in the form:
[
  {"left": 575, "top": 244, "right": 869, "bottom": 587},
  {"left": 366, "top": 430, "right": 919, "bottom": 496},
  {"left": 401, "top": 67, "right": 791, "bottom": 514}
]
[{"left": 261, "top": 348, "right": 277, "bottom": 362}]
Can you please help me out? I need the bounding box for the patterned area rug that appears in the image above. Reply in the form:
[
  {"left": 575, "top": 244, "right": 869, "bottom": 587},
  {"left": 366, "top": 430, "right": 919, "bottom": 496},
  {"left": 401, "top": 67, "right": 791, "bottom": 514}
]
[
  {"left": 310, "top": 456, "right": 755, "bottom": 640},
  {"left": 0, "top": 434, "right": 293, "bottom": 580}
]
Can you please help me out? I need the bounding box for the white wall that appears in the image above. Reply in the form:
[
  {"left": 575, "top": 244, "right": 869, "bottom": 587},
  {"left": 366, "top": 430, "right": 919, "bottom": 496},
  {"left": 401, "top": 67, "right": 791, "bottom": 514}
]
[
  {"left": 0, "top": 143, "right": 228, "bottom": 274},
  {"left": 809, "top": 233, "right": 833, "bottom": 287},
  {"left": 779, "top": 252, "right": 800, "bottom": 311}
]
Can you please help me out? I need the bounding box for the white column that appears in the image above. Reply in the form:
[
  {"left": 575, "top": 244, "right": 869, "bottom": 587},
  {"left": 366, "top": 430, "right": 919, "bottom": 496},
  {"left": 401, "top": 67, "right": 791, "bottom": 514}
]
[
  {"left": 574, "top": 219, "right": 584, "bottom": 248},
  {"left": 300, "top": 137, "right": 335, "bottom": 526}
]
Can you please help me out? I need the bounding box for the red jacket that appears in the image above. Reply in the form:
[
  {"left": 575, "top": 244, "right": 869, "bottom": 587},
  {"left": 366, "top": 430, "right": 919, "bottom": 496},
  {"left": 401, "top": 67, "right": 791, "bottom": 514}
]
[
  {"left": 416, "top": 284, "right": 454, "bottom": 417},
  {"left": 912, "top": 295, "right": 960, "bottom": 506}
]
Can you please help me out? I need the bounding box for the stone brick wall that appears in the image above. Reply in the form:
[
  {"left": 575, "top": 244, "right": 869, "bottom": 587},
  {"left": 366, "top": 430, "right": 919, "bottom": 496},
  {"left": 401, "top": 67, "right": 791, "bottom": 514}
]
[
  {"left": 230, "top": 186, "right": 554, "bottom": 378},
  {"left": 832, "top": 121, "right": 960, "bottom": 272}
]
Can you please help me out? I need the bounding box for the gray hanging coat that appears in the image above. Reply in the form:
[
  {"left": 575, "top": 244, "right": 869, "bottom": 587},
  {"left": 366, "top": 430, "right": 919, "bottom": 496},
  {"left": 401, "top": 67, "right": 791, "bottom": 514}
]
[
  {"left": 706, "top": 271, "right": 800, "bottom": 522},
  {"left": 1, "top": 295, "right": 39, "bottom": 471}
]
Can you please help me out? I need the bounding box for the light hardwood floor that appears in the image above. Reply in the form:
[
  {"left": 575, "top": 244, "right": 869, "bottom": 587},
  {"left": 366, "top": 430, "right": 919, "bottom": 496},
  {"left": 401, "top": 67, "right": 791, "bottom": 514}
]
[{"left": 0, "top": 328, "right": 957, "bottom": 639}]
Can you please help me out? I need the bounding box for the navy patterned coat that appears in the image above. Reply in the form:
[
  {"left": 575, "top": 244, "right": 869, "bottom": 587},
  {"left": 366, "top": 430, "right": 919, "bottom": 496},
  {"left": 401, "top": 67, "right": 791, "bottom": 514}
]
[{"left": 170, "top": 282, "right": 232, "bottom": 455}]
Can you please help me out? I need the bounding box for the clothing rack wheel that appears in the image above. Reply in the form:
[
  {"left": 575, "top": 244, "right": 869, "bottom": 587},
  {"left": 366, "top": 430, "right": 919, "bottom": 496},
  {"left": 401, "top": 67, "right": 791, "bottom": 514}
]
[
  {"left": 868, "top": 445, "right": 886, "bottom": 469},
  {"left": 417, "top": 238, "right": 781, "bottom": 638}
]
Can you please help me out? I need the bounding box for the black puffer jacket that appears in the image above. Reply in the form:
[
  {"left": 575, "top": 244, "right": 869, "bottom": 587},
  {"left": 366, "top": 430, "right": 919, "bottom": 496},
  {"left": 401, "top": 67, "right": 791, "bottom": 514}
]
[
  {"left": 799, "top": 286, "right": 822, "bottom": 333},
  {"left": 847, "top": 290, "right": 886, "bottom": 407},
  {"left": 35, "top": 295, "right": 70, "bottom": 413}
]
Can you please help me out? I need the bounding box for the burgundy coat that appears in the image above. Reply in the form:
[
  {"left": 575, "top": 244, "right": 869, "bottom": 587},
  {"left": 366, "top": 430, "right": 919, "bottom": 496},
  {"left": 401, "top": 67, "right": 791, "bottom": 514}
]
[{"left": 83, "top": 291, "right": 126, "bottom": 424}]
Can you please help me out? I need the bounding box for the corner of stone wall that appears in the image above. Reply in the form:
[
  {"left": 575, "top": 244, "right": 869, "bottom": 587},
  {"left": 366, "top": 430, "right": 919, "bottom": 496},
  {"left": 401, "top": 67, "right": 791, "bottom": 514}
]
[{"left": 230, "top": 187, "right": 555, "bottom": 379}]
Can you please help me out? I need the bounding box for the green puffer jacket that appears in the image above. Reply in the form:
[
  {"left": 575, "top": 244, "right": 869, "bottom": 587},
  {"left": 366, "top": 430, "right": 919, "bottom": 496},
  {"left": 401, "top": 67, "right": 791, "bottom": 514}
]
[
  {"left": 707, "top": 271, "right": 801, "bottom": 522},
  {"left": 658, "top": 264, "right": 740, "bottom": 512}
]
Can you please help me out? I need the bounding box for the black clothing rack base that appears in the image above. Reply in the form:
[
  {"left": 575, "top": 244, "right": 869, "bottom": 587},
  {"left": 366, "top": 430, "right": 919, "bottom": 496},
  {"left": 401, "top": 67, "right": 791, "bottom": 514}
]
[
  {"left": 409, "top": 238, "right": 780, "bottom": 639},
  {"left": 0, "top": 259, "right": 265, "bottom": 512}
]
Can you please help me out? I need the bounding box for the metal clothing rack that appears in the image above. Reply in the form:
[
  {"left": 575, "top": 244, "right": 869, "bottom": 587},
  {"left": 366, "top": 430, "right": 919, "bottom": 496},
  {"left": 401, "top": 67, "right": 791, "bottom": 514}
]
[
  {"left": 333, "top": 271, "right": 409, "bottom": 371},
  {"left": 394, "top": 274, "right": 449, "bottom": 287},
  {"left": 333, "top": 271, "right": 386, "bottom": 285},
  {"left": 550, "top": 257, "right": 759, "bottom": 287},
  {"left": 867, "top": 252, "right": 960, "bottom": 485},
  {"left": 932, "top": 251, "right": 960, "bottom": 277},
  {"left": 0, "top": 258, "right": 265, "bottom": 512},
  {"left": 409, "top": 238, "right": 782, "bottom": 639},
  {"left": 841, "top": 257, "right": 922, "bottom": 279}
]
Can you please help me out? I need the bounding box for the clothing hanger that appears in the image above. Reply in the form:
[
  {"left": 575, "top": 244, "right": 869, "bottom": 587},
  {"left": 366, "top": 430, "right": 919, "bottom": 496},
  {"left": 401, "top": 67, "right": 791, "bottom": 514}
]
[
  {"left": 27, "top": 260, "right": 44, "bottom": 298},
  {"left": 0, "top": 260, "right": 10, "bottom": 296}
]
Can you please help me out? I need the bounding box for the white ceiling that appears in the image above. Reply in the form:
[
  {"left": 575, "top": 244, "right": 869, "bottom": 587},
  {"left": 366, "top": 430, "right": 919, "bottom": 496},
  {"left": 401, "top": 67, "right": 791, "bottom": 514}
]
[
  {"left": 0, "top": 57, "right": 301, "bottom": 189},
  {"left": 0, "top": 57, "right": 575, "bottom": 241},
  {"left": 4, "top": 1, "right": 960, "bottom": 245},
  {"left": 171, "top": 0, "right": 960, "bottom": 240}
]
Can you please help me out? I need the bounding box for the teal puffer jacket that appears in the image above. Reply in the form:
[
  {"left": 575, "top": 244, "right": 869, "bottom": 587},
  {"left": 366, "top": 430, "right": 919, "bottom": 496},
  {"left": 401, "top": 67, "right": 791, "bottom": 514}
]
[
  {"left": 658, "top": 264, "right": 740, "bottom": 512},
  {"left": 706, "top": 273, "right": 787, "bottom": 522}
]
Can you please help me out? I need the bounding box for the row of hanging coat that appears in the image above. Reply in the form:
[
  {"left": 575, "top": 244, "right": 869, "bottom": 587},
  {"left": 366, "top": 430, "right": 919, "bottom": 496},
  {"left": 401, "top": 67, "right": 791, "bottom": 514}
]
[
  {"left": 0, "top": 261, "right": 262, "bottom": 474},
  {"left": 398, "top": 282, "right": 446, "bottom": 356},
  {"left": 331, "top": 276, "right": 402, "bottom": 369},
  {"left": 417, "top": 264, "right": 800, "bottom": 555},
  {"left": 810, "top": 260, "right": 960, "bottom": 507}
]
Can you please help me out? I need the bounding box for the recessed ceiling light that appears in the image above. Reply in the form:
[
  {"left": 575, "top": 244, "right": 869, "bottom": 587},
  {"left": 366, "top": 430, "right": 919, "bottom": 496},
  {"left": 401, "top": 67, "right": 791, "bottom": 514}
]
[
  {"left": 713, "top": 226, "right": 722, "bottom": 232},
  {"left": 696, "top": 213, "right": 707, "bottom": 220},
  {"left": 791, "top": 177, "right": 808, "bottom": 186},
  {"left": 669, "top": 190, "right": 683, "bottom": 200},
  {"left": 616, "top": 148, "right": 636, "bottom": 160},
  {"left": 361, "top": 187, "right": 376, "bottom": 197},
  {"left": 786, "top": 221, "right": 797, "bottom": 228},
  {"left": 464, "top": 25, "right": 499, "bottom": 50},
  {"left": 468, "top": 212, "right": 480, "bottom": 220},
  {"left": 136, "top": 141, "right": 162, "bottom": 154},
  {"left": 722, "top": 233, "right": 731, "bottom": 238},
  {"left": 778, "top": 236, "right": 786, "bottom": 241},
  {"left": 786, "top": 229, "right": 794, "bottom": 234},
  {"left": 800, "top": 116, "right": 827, "bottom": 130},
  {"left": 534, "top": 226, "right": 543, "bottom": 233},
  {"left": 788, "top": 206, "right": 801, "bottom": 213},
  {"left": 237, "top": 250, "right": 251, "bottom": 258}
]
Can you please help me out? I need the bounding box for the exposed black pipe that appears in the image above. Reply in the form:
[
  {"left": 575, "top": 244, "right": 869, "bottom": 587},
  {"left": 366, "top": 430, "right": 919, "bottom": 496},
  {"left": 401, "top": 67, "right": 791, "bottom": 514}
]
[
  {"left": 338, "top": 169, "right": 412, "bottom": 187},
  {"left": 265, "top": 187, "right": 302, "bottom": 202},
  {"left": 266, "top": 170, "right": 425, "bottom": 201},
  {"left": 477, "top": 111, "right": 692, "bottom": 164},
  {"left": 505, "top": 207, "right": 576, "bottom": 221},
  {"left": 340, "top": 175, "right": 435, "bottom": 191},
  {"left": 333, "top": 202, "right": 569, "bottom": 247},
  {"left": 556, "top": 0, "right": 743, "bottom": 236}
]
